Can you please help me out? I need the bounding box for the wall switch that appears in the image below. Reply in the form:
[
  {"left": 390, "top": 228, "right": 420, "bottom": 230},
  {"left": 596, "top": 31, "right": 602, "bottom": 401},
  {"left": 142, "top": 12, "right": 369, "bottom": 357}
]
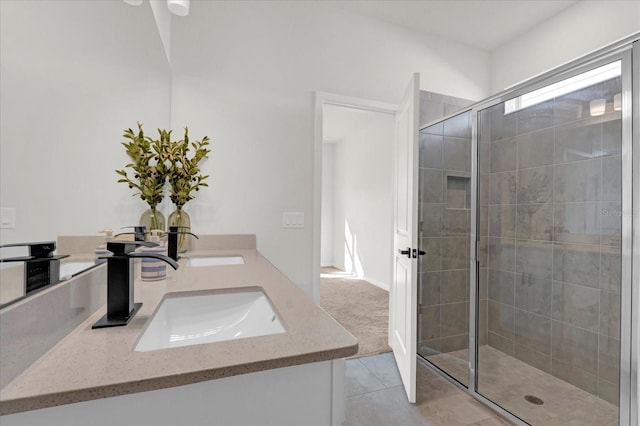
[
  {"left": 1, "top": 208, "right": 15, "bottom": 229},
  {"left": 282, "top": 212, "right": 304, "bottom": 228}
]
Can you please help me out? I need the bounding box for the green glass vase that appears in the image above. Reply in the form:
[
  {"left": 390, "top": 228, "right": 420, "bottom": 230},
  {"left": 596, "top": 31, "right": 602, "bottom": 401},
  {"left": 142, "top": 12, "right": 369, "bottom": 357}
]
[
  {"left": 139, "top": 208, "right": 166, "bottom": 238},
  {"left": 168, "top": 207, "right": 191, "bottom": 253}
]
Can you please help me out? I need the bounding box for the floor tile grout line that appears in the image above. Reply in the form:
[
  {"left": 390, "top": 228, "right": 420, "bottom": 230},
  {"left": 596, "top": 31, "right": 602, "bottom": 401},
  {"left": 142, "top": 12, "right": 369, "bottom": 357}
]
[
  {"left": 346, "top": 356, "right": 388, "bottom": 396},
  {"left": 359, "top": 354, "right": 398, "bottom": 389},
  {"left": 346, "top": 383, "right": 406, "bottom": 400}
]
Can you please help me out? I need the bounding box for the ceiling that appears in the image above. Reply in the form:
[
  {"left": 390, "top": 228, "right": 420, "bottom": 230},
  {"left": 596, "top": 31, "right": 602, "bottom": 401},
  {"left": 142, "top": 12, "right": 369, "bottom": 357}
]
[
  {"left": 324, "top": 1, "right": 581, "bottom": 143},
  {"left": 332, "top": 0, "right": 578, "bottom": 51}
]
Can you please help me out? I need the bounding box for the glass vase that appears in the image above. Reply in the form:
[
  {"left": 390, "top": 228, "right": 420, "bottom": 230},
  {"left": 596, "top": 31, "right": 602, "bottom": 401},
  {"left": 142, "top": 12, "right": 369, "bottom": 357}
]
[
  {"left": 168, "top": 207, "right": 191, "bottom": 253},
  {"left": 139, "top": 208, "right": 166, "bottom": 238}
]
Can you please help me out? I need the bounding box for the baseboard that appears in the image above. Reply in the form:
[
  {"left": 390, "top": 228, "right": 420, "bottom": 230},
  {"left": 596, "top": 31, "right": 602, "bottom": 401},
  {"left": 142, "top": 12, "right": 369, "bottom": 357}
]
[
  {"left": 320, "top": 268, "right": 389, "bottom": 292},
  {"left": 363, "top": 276, "right": 389, "bottom": 292}
]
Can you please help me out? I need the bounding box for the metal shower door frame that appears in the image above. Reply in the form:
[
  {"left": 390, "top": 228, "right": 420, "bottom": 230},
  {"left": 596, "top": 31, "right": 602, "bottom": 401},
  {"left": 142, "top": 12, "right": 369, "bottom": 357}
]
[
  {"left": 417, "top": 33, "right": 639, "bottom": 426},
  {"left": 467, "top": 40, "right": 636, "bottom": 426}
]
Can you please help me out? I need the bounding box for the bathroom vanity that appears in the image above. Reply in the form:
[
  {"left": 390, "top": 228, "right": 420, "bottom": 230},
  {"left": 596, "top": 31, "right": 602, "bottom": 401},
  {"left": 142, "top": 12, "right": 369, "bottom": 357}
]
[{"left": 0, "top": 235, "right": 358, "bottom": 426}]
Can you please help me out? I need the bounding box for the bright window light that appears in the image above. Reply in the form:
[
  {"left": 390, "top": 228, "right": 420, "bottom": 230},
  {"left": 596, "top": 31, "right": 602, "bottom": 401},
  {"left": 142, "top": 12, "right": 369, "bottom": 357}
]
[{"left": 505, "top": 61, "right": 621, "bottom": 114}]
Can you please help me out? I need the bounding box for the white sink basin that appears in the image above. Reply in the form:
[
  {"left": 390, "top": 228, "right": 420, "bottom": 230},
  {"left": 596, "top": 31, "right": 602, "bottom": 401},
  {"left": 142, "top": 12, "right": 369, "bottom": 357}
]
[
  {"left": 135, "top": 288, "right": 285, "bottom": 352},
  {"left": 59, "top": 261, "right": 97, "bottom": 280},
  {"left": 187, "top": 256, "right": 245, "bottom": 267}
]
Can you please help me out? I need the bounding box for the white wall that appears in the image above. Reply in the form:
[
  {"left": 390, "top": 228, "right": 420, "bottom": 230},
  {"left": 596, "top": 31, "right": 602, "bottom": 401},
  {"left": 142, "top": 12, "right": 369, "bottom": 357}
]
[
  {"left": 170, "top": 1, "right": 490, "bottom": 295},
  {"left": 321, "top": 143, "right": 335, "bottom": 267},
  {"left": 149, "top": 0, "right": 172, "bottom": 62},
  {"left": 330, "top": 114, "right": 395, "bottom": 289},
  {"left": 490, "top": 0, "right": 640, "bottom": 92},
  {"left": 0, "top": 1, "right": 170, "bottom": 244},
  {"left": 1, "top": 1, "right": 491, "bottom": 296}
]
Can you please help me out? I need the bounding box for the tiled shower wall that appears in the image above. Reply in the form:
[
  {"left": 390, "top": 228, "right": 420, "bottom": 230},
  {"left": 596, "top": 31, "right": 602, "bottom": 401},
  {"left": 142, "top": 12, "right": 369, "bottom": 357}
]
[
  {"left": 417, "top": 91, "right": 476, "bottom": 364},
  {"left": 478, "top": 79, "right": 622, "bottom": 405}
]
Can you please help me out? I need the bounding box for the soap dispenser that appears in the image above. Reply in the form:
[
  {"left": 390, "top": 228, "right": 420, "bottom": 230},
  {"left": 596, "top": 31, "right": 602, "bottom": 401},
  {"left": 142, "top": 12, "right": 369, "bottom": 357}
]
[{"left": 141, "top": 230, "right": 168, "bottom": 281}]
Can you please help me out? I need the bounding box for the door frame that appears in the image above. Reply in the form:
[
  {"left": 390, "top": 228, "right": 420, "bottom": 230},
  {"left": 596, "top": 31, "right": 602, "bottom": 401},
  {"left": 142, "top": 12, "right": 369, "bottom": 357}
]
[{"left": 312, "top": 92, "right": 397, "bottom": 303}]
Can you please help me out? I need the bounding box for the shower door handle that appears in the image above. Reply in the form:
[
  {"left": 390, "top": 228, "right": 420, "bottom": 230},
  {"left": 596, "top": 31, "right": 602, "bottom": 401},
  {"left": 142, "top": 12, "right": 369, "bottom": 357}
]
[{"left": 398, "top": 247, "right": 411, "bottom": 258}]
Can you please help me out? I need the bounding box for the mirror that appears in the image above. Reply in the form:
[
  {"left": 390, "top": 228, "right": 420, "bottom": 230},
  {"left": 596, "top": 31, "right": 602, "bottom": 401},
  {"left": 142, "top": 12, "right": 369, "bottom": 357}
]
[{"left": 0, "top": 1, "right": 171, "bottom": 305}]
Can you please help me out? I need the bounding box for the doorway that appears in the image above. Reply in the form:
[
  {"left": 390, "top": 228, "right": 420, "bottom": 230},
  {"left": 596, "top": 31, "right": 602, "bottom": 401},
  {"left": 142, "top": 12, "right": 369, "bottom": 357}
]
[
  {"left": 314, "top": 94, "right": 396, "bottom": 358},
  {"left": 321, "top": 103, "right": 394, "bottom": 287}
]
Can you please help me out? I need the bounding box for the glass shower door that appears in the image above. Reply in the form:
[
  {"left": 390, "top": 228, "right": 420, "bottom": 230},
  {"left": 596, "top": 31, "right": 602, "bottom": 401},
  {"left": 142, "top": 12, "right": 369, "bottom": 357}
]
[
  {"left": 476, "top": 60, "right": 623, "bottom": 425},
  {"left": 417, "top": 111, "right": 472, "bottom": 387}
]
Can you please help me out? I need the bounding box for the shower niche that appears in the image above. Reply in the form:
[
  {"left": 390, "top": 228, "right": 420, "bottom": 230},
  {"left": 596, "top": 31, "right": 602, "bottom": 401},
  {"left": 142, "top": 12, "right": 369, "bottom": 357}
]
[{"left": 446, "top": 175, "right": 471, "bottom": 210}]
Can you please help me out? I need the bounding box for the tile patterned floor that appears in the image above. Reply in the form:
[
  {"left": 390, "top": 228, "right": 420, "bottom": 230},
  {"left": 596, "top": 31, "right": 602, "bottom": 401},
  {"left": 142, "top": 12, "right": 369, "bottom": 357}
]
[
  {"left": 427, "top": 346, "right": 618, "bottom": 426},
  {"left": 345, "top": 352, "right": 513, "bottom": 426}
]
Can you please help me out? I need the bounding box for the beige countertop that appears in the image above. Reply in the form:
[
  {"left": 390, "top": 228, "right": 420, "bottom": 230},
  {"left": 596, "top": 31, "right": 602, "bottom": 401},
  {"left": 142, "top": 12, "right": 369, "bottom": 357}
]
[{"left": 0, "top": 248, "right": 358, "bottom": 415}]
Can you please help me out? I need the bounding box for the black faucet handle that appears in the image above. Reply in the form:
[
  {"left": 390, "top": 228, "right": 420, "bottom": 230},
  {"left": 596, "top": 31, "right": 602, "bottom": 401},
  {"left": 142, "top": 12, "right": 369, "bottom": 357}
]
[
  {"left": 128, "top": 252, "right": 179, "bottom": 270},
  {"left": 168, "top": 225, "right": 189, "bottom": 231},
  {"left": 167, "top": 226, "right": 199, "bottom": 239},
  {"left": 0, "top": 241, "right": 57, "bottom": 258},
  {"left": 121, "top": 225, "right": 147, "bottom": 231},
  {"left": 166, "top": 227, "right": 198, "bottom": 262},
  {"left": 106, "top": 240, "right": 158, "bottom": 255},
  {"left": 115, "top": 226, "right": 147, "bottom": 241}
]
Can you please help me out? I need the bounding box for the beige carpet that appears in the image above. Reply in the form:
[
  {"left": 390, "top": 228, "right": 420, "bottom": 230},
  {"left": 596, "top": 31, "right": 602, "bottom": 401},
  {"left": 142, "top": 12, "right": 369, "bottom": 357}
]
[{"left": 320, "top": 267, "right": 392, "bottom": 359}]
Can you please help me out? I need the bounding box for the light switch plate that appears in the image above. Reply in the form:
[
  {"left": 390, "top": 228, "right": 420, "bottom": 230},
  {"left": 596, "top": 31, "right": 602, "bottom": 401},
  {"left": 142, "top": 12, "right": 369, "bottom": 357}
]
[
  {"left": 282, "top": 212, "right": 304, "bottom": 228},
  {"left": 0, "top": 207, "right": 15, "bottom": 229}
]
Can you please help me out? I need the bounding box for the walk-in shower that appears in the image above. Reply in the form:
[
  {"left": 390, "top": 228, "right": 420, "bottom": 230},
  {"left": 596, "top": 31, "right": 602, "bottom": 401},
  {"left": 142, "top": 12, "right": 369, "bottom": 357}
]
[{"left": 417, "top": 37, "right": 638, "bottom": 426}]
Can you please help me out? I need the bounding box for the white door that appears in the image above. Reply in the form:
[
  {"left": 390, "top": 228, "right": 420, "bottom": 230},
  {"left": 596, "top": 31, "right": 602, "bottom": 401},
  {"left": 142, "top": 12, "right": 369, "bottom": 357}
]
[{"left": 390, "top": 73, "right": 419, "bottom": 403}]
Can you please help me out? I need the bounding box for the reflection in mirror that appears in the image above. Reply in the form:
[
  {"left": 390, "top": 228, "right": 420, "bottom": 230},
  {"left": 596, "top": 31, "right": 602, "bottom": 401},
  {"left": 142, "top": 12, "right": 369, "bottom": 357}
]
[
  {"left": 0, "top": 235, "right": 107, "bottom": 308},
  {"left": 0, "top": 1, "right": 171, "bottom": 306},
  {"left": 0, "top": 256, "right": 101, "bottom": 309}
]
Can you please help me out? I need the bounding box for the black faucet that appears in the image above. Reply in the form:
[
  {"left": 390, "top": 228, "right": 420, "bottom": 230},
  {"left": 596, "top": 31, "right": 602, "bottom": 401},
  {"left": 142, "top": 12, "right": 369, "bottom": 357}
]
[
  {"left": 0, "top": 242, "right": 69, "bottom": 294},
  {"left": 92, "top": 241, "right": 178, "bottom": 329},
  {"left": 113, "top": 226, "right": 147, "bottom": 241},
  {"left": 167, "top": 226, "right": 199, "bottom": 261}
]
